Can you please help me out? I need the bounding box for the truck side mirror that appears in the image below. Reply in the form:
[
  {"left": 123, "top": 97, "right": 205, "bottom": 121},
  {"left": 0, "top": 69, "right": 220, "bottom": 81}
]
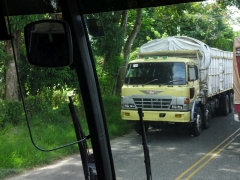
[
  {"left": 86, "top": 18, "right": 105, "bottom": 37},
  {"left": 24, "top": 20, "right": 73, "bottom": 67}
]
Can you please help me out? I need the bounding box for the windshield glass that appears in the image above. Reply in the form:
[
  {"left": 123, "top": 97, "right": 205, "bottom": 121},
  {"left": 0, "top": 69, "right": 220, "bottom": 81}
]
[
  {"left": 125, "top": 62, "right": 186, "bottom": 85},
  {"left": 84, "top": 2, "right": 238, "bottom": 180},
  {"left": 1, "top": 1, "right": 240, "bottom": 180}
]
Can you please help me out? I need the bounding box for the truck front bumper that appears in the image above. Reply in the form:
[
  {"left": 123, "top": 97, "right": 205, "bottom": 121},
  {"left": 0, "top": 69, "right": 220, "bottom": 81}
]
[{"left": 121, "top": 110, "right": 191, "bottom": 123}]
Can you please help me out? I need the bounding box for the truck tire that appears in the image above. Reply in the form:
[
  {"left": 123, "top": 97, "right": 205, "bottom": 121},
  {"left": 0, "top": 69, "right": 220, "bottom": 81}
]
[
  {"left": 222, "top": 94, "right": 229, "bottom": 116},
  {"left": 229, "top": 93, "right": 233, "bottom": 113},
  {"left": 134, "top": 122, "right": 149, "bottom": 135},
  {"left": 192, "top": 107, "right": 202, "bottom": 136},
  {"left": 202, "top": 103, "right": 211, "bottom": 130}
]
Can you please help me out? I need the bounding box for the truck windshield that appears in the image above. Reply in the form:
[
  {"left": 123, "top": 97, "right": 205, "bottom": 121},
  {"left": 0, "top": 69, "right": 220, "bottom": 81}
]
[{"left": 125, "top": 62, "right": 186, "bottom": 85}]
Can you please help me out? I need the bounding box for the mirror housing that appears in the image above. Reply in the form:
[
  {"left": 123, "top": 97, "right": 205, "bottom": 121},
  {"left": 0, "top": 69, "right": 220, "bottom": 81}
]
[
  {"left": 86, "top": 18, "right": 105, "bottom": 37},
  {"left": 0, "top": 1, "right": 11, "bottom": 40},
  {"left": 24, "top": 20, "right": 73, "bottom": 67}
]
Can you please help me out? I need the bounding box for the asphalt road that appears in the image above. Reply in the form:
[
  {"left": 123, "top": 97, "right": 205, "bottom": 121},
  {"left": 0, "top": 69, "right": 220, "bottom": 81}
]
[{"left": 6, "top": 112, "right": 240, "bottom": 180}]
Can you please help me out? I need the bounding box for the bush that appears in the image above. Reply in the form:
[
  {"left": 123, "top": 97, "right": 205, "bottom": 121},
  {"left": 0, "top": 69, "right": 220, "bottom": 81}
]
[
  {"left": 103, "top": 96, "right": 133, "bottom": 138},
  {"left": 56, "top": 102, "right": 71, "bottom": 117},
  {"left": 52, "top": 90, "right": 68, "bottom": 107},
  {"left": 98, "top": 56, "right": 124, "bottom": 96},
  {"left": 0, "top": 95, "right": 61, "bottom": 127},
  {"left": 25, "top": 96, "right": 51, "bottom": 118},
  {"left": 0, "top": 100, "right": 7, "bottom": 126},
  {"left": 0, "top": 100, "right": 24, "bottom": 126}
]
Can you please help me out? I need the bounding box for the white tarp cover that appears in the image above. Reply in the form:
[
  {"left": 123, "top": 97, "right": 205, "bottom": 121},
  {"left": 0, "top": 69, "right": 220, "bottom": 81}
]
[
  {"left": 139, "top": 36, "right": 211, "bottom": 71},
  {"left": 233, "top": 37, "right": 240, "bottom": 104},
  {"left": 140, "top": 36, "right": 208, "bottom": 52}
]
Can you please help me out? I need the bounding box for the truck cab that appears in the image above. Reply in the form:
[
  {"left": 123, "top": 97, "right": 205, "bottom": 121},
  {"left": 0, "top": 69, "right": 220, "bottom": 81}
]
[{"left": 121, "top": 56, "right": 200, "bottom": 134}]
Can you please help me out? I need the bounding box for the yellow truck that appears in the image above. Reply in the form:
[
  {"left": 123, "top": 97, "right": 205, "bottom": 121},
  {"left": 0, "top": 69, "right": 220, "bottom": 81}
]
[{"left": 121, "top": 36, "right": 233, "bottom": 136}]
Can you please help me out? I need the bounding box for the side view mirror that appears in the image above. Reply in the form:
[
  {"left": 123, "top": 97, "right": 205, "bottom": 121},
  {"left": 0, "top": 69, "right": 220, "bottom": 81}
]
[
  {"left": 0, "top": 1, "right": 10, "bottom": 41},
  {"left": 24, "top": 20, "right": 73, "bottom": 67},
  {"left": 86, "top": 18, "right": 105, "bottom": 37}
]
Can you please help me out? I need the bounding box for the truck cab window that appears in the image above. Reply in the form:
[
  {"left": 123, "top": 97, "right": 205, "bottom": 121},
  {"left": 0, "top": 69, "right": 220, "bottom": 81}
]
[
  {"left": 125, "top": 62, "right": 186, "bottom": 85},
  {"left": 195, "top": 65, "right": 199, "bottom": 79},
  {"left": 188, "top": 65, "right": 196, "bottom": 81}
]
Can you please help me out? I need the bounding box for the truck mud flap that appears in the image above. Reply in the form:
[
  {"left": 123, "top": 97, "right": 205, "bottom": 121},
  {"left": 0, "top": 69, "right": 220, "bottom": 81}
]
[{"left": 190, "top": 100, "right": 199, "bottom": 122}]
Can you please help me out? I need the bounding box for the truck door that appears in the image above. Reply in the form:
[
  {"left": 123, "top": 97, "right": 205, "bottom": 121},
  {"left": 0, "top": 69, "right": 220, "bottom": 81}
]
[{"left": 188, "top": 64, "right": 199, "bottom": 99}]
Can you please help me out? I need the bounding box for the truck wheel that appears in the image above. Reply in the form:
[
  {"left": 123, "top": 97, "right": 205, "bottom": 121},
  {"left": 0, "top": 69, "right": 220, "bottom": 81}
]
[
  {"left": 202, "top": 103, "right": 211, "bottom": 129},
  {"left": 214, "top": 100, "right": 221, "bottom": 116},
  {"left": 222, "top": 94, "right": 229, "bottom": 116},
  {"left": 229, "top": 93, "right": 233, "bottom": 113},
  {"left": 134, "top": 122, "right": 149, "bottom": 135},
  {"left": 192, "top": 107, "right": 202, "bottom": 136}
]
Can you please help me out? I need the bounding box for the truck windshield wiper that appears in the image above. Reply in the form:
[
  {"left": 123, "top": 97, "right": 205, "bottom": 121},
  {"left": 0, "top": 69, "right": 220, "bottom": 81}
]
[
  {"left": 143, "top": 79, "right": 158, "bottom": 85},
  {"left": 160, "top": 79, "right": 183, "bottom": 85}
]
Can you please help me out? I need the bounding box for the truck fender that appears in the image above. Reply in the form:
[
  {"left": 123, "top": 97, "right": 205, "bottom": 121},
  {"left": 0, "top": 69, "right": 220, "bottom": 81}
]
[{"left": 190, "top": 100, "right": 199, "bottom": 122}]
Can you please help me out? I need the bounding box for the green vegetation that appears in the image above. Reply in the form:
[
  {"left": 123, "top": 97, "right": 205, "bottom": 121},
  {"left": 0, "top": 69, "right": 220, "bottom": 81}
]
[{"left": 0, "top": 95, "right": 132, "bottom": 179}]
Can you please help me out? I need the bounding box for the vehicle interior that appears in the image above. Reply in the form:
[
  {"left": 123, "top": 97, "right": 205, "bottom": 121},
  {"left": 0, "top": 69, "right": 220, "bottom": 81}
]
[{"left": 1, "top": 0, "right": 239, "bottom": 180}]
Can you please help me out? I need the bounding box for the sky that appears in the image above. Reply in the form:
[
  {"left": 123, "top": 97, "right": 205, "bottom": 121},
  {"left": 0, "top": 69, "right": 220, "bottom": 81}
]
[
  {"left": 227, "top": 6, "right": 240, "bottom": 31},
  {"left": 205, "top": 0, "right": 240, "bottom": 31}
]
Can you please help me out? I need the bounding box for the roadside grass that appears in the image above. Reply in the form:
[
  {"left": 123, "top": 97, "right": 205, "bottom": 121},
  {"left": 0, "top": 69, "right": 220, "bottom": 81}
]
[
  {"left": 104, "top": 96, "right": 133, "bottom": 138},
  {"left": 0, "top": 95, "right": 133, "bottom": 179},
  {"left": 0, "top": 120, "right": 79, "bottom": 179}
]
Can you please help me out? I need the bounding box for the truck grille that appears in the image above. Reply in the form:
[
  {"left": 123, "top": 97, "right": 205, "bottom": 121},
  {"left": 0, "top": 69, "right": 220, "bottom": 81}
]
[{"left": 133, "top": 98, "right": 172, "bottom": 109}]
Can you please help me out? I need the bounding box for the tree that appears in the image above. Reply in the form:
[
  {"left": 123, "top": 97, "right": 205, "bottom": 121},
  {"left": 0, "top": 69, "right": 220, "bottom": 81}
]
[
  {"left": 217, "top": 0, "right": 240, "bottom": 9},
  {"left": 90, "top": 9, "right": 143, "bottom": 95},
  {"left": 179, "top": 2, "right": 234, "bottom": 50},
  {"left": 2, "top": 14, "right": 79, "bottom": 100},
  {"left": 131, "top": 3, "right": 192, "bottom": 51},
  {"left": 4, "top": 36, "right": 19, "bottom": 100},
  {"left": 123, "top": 9, "right": 142, "bottom": 66},
  {"left": 18, "top": 61, "right": 79, "bottom": 97},
  {"left": 133, "top": 2, "right": 234, "bottom": 51},
  {"left": 91, "top": 12, "right": 125, "bottom": 73},
  {"left": 0, "top": 42, "right": 6, "bottom": 99},
  {"left": 3, "top": 15, "right": 41, "bottom": 100}
]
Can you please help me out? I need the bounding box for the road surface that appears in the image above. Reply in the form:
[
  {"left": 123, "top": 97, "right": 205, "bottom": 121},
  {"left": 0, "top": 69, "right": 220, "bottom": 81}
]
[{"left": 6, "top": 112, "right": 240, "bottom": 180}]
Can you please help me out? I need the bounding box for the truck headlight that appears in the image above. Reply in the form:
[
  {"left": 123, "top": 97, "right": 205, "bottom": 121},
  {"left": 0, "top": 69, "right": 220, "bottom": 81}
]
[
  {"left": 124, "top": 104, "right": 135, "bottom": 108},
  {"left": 171, "top": 105, "right": 183, "bottom": 109}
]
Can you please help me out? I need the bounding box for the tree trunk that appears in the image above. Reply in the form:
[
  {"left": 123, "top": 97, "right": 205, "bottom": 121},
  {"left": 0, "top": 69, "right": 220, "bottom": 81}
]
[
  {"left": 112, "top": 66, "right": 126, "bottom": 95},
  {"left": 114, "top": 10, "right": 123, "bottom": 23},
  {"left": 113, "top": 9, "right": 142, "bottom": 95},
  {"left": 4, "top": 37, "right": 19, "bottom": 101},
  {"left": 123, "top": 8, "right": 142, "bottom": 66},
  {"left": 101, "top": 53, "right": 110, "bottom": 75},
  {"left": 121, "top": 10, "right": 129, "bottom": 38}
]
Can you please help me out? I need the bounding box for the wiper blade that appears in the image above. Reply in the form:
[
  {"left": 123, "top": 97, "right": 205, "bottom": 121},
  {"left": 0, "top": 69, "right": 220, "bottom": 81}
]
[
  {"left": 160, "top": 79, "right": 183, "bottom": 85},
  {"left": 143, "top": 79, "right": 158, "bottom": 85}
]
